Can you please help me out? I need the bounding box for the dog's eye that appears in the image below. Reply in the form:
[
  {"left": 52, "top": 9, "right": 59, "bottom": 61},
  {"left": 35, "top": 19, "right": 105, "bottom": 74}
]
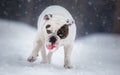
[
  {"left": 59, "top": 34, "right": 64, "bottom": 37},
  {"left": 57, "top": 31, "right": 64, "bottom": 39},
  {"left": 57, "top": 25, "right": 69, "bottom": 39},
  {"left": 46, "top": 30, "right": 52, "bottom": 34},
  {"left": 58, "top": 33, "right": 64, "bottom": 39}
]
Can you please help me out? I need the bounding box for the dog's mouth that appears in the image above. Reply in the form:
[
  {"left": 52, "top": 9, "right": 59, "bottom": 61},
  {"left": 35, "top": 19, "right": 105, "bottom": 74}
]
[
  {"left": 47, "top": 44, "right": 56, "bottom": 50},
  {"left": 46, "top": 42, "right": 59, "bottom": 51}
]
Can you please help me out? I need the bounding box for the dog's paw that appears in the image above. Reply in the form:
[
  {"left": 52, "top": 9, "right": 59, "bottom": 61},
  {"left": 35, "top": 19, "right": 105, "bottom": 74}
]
[
  {"left": 27, "top": 56, "right": 36, "bottom": 62},
  {"left": 64, "top": 65, "right": 73, "bottom": 69}
]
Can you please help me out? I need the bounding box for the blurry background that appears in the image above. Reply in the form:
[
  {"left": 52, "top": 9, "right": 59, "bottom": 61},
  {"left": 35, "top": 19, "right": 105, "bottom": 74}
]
[{"left": 0, "top": 0, "right": 120, "bottom": 38}]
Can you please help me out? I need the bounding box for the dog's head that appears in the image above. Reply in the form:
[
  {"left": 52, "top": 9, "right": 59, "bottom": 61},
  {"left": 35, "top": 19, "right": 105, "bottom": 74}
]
[{"left": 43, "top": 14, "right": 74, "bottom": 50}]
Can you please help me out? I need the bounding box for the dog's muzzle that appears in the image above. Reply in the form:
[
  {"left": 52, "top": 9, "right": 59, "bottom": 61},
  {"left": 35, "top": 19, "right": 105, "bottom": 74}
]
[
  {"left": 49, "top": 36, "right": 57, "bottom": 45},
  {"left": 46, "top": 36, "right": 58, "bottom": 50}
]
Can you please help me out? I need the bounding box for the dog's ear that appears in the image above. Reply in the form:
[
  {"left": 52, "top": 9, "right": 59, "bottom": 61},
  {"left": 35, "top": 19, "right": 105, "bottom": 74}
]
[
  {"left": 44, "top": 14, "right": 52, "bottom": 20},
  {"left": 66, "top": 19, "right": 74, "bottom": 26}
]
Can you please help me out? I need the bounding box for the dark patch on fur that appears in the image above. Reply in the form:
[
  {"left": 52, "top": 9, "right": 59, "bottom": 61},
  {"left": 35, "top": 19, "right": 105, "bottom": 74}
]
[
  {"left": 50, "top": 14, "right": 52, "bottom": 17},
  {"left": 66, "top": 19, "right": 69, "bottom": 23},
  {"left": 44, "top": 14, "right": 52, "bottom": 20},
  {"left": 57, "top": 24, "right": 69, "bottom": 39},
  {"left": 46, "top": 30, "right": 52, "bottom": 34},
  {"left": 44, "top": 15, "right": 50, "bottom": 20},
  {"left": 46, "top": 24, "right": 51, "bottom": 29}
]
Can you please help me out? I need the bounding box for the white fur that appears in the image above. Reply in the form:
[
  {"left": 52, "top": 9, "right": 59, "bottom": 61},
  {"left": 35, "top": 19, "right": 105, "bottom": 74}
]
[{"left": 27, "top": 5, "right": 76, "bottom": 69}]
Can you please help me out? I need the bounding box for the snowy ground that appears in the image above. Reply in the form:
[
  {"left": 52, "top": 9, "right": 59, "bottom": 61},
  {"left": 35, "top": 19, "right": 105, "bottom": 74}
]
[{"left": 0, "top": 19, "right": 120, "bottom": 75}]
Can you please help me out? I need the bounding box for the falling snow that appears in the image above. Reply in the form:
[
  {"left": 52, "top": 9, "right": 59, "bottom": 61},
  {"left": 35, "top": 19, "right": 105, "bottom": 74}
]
[
  {"left": 117, "top": 17, "right": 120, "bottom": 20},
  {"left": 25, "top": 11, "right": 28, "bottom": 14},
  {"left": 88, "top": 1, "right": 92, "bottom": 5},
  {"left": 18, "top": 5, "right": 22, "bottom": 8},
  {"left": 3, "top": 11, "right": 8, "bottom": 16}
]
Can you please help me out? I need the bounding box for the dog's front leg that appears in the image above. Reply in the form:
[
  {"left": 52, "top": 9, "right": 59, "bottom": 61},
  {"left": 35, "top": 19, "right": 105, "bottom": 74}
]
[
  {"left": 47, "top": 52, "right": 53, "bottom": 64},
  {"left": 64, "top": 45, "right": 73, "bottom": 69},
  {"left": 27, "top": 37, "right": 42, "bottom": 62},
  {"left": 40, "top": 45, "right": 47, "bottom": 63}
]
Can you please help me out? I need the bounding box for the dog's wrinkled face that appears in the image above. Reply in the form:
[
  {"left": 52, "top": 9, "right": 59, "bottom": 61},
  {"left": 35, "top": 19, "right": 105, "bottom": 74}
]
[{"left": 44, "top": 14, "right": 73, "bottom": 50}]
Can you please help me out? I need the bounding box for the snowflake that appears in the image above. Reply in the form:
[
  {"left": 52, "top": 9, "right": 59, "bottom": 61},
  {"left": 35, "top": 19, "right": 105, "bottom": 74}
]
[
  {"left": 117, "top": 17, "right": 120, "bottom": 20},
  {"left": 3, "top": 11, "right": 8, "bottom": 16},
  {"left": 88, "top": 1, "right": 92, "bottom": 5},
  {"left": 25, "top": 11, "right": 28, "bottom": 14},
  {"left": 18, "top": 5, "right": 22, "bottom": 8}
]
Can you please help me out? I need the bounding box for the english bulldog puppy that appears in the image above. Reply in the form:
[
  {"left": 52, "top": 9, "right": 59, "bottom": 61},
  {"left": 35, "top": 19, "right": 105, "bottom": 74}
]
[{"left": 27, "top": 5, "right": 76, "bottom": 69}]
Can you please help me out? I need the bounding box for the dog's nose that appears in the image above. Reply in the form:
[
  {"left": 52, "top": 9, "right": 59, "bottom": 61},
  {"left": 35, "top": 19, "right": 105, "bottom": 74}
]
[{"left": 49, "top": 36, "right": 57, "bottom": 44}]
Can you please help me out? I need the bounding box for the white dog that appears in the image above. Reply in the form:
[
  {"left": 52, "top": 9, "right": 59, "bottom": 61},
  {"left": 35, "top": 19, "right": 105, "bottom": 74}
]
[{"left": 27, "top": 5, "right": 76, "bottom": 69}]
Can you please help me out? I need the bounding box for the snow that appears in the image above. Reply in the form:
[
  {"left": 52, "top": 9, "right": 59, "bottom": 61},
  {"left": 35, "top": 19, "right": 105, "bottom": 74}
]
[{"left": 0, "top": 19, "right": 120, "bottom": 75}]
